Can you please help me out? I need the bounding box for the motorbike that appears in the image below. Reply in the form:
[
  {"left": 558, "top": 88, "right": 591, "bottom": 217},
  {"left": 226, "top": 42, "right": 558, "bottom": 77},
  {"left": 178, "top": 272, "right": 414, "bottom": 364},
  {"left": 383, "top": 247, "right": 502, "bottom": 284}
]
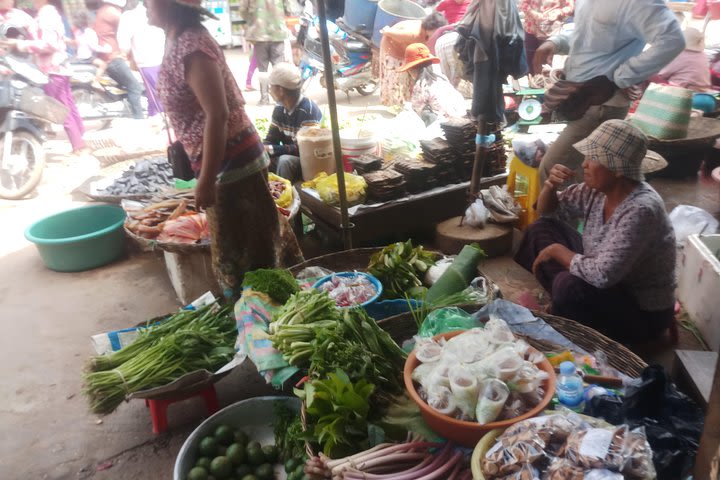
[
  {"left": 69, "top": 61, "right": 147, "bottom": 129},
  {"left": 0, "top": 54, "right": 68, "bottom": 199},
  {"left": 298, "top": 14, "right": 377, "bottom": 98}
]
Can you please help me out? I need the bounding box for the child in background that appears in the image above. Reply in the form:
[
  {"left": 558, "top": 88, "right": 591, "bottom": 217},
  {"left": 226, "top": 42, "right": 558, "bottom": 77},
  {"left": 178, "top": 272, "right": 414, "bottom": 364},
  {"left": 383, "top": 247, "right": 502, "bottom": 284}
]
[{"left": 72, "top": 10, "right": 111, "bottom": 83}]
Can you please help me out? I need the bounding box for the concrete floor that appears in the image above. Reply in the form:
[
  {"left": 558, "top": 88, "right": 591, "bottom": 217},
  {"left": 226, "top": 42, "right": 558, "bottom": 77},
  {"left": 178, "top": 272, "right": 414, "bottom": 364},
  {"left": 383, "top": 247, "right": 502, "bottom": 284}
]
[{"left": 1, "top": 48, "right": 718, "bottom": 478}]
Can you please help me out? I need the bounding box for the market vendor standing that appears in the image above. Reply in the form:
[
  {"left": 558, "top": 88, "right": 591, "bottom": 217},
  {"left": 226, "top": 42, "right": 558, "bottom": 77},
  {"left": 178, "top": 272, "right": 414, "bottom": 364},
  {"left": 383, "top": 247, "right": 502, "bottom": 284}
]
[
  {"left": 263, "top": 62, "right": 322, "bottom": 183},
  {"left": 398, "top": 43, "right": 467, "bottom": 125},
  {"left": 534, "top": 0, "right": 685, "bottom": 184},
  {"left": 147, "top": 0, "right": 303, "bottom": 298},
  {"left": 379, "top": 12, "right": 447, "bottom": 107},
  {"left": 515, "top": 120, "right": 676, "bottom": 344}
]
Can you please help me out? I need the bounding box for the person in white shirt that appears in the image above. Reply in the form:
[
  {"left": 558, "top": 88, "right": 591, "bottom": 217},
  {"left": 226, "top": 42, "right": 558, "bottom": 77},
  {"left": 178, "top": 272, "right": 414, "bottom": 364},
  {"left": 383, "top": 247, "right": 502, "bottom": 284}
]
[
  {"left": 117, "top": 0, "right": 165, "bottom": 115},
  {"left": 72, "top": 10, "right": 111, "bottom": 82}
]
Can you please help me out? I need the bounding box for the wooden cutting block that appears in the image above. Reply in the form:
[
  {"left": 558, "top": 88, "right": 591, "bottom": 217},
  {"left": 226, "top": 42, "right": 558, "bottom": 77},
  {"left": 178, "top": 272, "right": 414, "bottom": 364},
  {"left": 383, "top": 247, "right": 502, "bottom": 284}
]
[{"left": 435, "top": 216, "right": 513, "bottom": 258}]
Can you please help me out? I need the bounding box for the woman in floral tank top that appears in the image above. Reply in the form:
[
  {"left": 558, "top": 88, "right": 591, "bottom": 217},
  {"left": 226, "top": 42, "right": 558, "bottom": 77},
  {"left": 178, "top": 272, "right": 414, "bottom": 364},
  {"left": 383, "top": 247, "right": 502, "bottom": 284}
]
[{"left": 147, "top": 0, "right": 302, "bottom": 297}]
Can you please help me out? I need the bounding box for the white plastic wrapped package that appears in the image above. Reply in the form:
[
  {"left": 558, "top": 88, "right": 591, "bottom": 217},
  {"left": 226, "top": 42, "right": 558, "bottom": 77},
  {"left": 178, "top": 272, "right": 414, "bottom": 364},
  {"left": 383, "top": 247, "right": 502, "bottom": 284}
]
[
  {"left": 449, "top": 366, "right": 480, "bottom": 419},
  {"left": 476, "top": 378, "right": 510, "bottom": 424}
]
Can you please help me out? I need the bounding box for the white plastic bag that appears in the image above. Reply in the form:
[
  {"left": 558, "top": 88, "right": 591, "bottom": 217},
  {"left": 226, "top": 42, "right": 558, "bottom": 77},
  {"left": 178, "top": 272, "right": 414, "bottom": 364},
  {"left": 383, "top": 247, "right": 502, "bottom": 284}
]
[
  {"left": 669, "top": 205, "right": 719, "bottom": 245},
  {"left": 464, "top": 198, "right": 491, "bottom": 227}
]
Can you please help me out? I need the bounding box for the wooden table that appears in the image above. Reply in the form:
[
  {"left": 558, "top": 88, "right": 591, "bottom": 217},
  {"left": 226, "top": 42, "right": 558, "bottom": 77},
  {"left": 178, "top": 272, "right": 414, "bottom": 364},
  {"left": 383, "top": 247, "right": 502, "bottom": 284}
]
[
  {"left": 298, "top": 174, "right": 507, "bottom": 246},
  {"left": 673, "top": 350, "right": 718, "bottom": 410}
]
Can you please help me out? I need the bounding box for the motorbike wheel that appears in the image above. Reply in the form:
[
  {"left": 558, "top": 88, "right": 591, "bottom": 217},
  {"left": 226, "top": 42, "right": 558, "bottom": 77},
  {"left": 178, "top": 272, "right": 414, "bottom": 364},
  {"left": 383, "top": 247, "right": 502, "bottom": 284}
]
[
  {"left": 355, "top": 82, "right": 378, "bottom": 96},
  {"left": 71, "top": 86, "right": 114, "bottom": 130},
  {"left": 0, "top": 131, "right": 46, "bottom": 200}
]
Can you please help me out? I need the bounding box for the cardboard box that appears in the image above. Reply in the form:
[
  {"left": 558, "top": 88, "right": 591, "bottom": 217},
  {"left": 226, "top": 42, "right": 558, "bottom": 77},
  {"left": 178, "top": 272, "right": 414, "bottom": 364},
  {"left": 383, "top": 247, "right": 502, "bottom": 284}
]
[{"left": 678, "top": 234, "right": 720, "bottom": 352}]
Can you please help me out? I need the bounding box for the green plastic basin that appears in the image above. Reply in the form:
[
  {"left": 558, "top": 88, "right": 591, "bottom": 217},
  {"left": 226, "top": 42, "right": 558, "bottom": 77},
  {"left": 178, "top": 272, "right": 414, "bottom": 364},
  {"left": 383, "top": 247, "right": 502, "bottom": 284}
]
[{"left": 25, "top": 204, "right": 127, "bottom": 272}]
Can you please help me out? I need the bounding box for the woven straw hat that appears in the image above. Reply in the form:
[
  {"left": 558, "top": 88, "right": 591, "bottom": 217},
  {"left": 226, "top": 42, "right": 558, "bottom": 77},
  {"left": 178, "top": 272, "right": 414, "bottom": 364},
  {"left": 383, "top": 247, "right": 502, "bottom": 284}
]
[{"left": 630, "top": 84, "right": 693, "bottom": 140}]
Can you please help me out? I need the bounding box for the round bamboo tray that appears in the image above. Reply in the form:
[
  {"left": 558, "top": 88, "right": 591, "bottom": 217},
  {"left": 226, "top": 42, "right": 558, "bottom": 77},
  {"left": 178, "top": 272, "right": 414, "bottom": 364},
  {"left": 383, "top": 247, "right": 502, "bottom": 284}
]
[{"left": 378, "top": 305, "right": 647, "bottom": 377}]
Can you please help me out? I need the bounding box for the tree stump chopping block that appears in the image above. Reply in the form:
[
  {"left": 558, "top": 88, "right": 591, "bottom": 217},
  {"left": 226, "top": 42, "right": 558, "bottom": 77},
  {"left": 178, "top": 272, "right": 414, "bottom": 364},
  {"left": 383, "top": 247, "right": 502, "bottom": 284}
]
[{"left": 435, "top": 216, "right": 513, "bottom": 257}]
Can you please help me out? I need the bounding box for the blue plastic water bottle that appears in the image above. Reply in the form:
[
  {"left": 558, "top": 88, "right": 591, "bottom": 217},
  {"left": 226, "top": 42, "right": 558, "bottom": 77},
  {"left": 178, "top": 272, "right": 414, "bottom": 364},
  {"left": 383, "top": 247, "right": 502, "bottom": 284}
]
[{"left": 557, "top": 361, "right": 585, "bottom": 410}]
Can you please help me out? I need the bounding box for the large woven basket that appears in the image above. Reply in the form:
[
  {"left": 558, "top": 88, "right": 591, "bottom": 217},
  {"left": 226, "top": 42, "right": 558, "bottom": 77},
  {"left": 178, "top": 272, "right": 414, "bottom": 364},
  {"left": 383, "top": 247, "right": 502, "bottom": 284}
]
[
  {"left": 300, "top": 303, "right": 647, "bottom": 458},
  {"left": 377, "top": 306, "right": 647, "bottom": 377}
]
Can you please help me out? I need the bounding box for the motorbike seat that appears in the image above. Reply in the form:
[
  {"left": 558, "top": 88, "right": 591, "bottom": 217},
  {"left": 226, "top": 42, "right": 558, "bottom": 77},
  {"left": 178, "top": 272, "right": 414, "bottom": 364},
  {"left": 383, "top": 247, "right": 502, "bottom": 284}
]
[{"left": 346, "top": 40, "right": 369, "bottom": 53}]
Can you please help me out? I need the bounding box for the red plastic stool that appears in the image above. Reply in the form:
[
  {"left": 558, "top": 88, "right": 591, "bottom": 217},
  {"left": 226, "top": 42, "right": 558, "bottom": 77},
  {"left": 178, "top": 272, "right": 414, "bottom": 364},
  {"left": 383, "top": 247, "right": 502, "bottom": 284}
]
[{"left": 145, "top": 385, "right": 220, "bottom": 434}]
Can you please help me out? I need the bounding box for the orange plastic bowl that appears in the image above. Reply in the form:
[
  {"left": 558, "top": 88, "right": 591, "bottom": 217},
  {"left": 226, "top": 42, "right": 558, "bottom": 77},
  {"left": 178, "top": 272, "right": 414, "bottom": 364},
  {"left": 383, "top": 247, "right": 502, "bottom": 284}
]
[{"left": 403, "top": 330, "right": 557, "bottom": 447}]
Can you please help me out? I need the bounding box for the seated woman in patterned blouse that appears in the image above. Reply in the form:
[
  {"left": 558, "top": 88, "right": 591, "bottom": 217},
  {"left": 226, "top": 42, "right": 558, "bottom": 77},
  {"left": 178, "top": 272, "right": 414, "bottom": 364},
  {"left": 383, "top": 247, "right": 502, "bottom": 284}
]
[{"left": 514, "top": 120, "right": 676, "bottom": 343}]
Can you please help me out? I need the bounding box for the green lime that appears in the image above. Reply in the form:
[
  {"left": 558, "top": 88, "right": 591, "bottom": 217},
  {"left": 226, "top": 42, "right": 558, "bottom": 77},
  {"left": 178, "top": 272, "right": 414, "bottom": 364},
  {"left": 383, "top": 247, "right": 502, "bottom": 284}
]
[
  {"left": 284, "top": 458, "right": 300, "bottom": 473},
  {"left": 254, "top": 463, "right": 273, "bottom": 480},
  {"left": 294, "top": 464, "right": 305, "bottom": 477},
  {"left": 199, "top": 437, "right": 218, "bottom": 458},
  {"left": 240, "top": 475, "right": 258, "bottom": 480},
  {"left": 214, "top": 425, "right": 235, "bottom": 446},
  {"left": 209, "top": 456, "right": 233, "bottom": 479},
  {"left": 246, "top": 441, "right": 261, "bottom": 452},
  {"left": 235, "top": 465, "right": 252, "bottom": 478},
  {"left": 260, "top": 445, "right": 278, "bottom": 463},
  {"left": 246, "top": 447, "right": 265, "bottom": 466},
  {"left": 226, "top": 443, "right": 246, "bottom": 465},
  {"left": 233, "top": 431, "right": 249, "bottom": 446},
  {"left": 188, "top": 466, "right": 209, "bottom": 480},
  {"left": 196, "top": 457, "right": 212, "bottom": 470}
]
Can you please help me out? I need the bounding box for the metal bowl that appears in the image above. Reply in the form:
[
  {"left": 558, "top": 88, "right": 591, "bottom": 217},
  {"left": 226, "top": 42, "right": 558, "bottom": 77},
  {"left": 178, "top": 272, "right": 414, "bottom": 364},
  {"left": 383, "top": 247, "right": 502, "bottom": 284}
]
[{"left": 173, "top": 396, "right": 300, "bottom": 480}]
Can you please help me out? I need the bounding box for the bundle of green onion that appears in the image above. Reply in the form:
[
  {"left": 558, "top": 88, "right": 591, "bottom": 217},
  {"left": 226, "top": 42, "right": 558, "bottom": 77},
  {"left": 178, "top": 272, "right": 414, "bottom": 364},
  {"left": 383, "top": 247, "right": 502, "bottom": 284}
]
[{"left": 83, "top": 304, "right": 236, "bottom": 415}]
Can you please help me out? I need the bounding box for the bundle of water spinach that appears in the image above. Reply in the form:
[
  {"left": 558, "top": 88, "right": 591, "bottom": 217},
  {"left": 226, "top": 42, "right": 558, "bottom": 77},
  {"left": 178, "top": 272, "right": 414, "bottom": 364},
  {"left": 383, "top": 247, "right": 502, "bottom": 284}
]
[{"left": 83, "top": 303, "right": 236, "bottom": 415}]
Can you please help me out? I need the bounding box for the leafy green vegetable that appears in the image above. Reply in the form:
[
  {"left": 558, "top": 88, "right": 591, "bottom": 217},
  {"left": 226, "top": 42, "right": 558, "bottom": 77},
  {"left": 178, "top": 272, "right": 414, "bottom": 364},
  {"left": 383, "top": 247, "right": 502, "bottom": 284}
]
[
  {"left": 302, "top": 370, "right": 375, "bottom": 458},
  {"left": 242, "top": 268, "right": 299, "bottom": 304},
  {"left": 367, "top": 240, "right": 438, "bottom": 299},
  {"left": 309, "top": 309, "right": 405, "bottom": 403},
  {"left": 273, "top": 403, "right": 307, "bottom": 462},
  {"left": 269, "top": 290, "right": 341, "bottom": 367},
  {"left": 83, "top": 305, "right": 236, "bottom": 415}
]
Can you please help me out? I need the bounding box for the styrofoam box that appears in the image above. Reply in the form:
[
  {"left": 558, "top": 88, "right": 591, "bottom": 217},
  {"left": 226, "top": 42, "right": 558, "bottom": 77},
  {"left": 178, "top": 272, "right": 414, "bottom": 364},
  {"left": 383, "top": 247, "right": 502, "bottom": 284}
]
[
  {"left": 678, "top": 234, "right": 720, "bottom": 352},
  {"left": 164, "top": 250, "right": 219, "bottom": 305}
]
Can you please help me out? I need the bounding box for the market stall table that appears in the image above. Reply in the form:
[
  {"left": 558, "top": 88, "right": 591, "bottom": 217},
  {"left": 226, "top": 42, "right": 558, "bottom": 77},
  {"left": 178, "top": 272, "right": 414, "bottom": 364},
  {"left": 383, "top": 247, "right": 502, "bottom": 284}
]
[{"left": 298, "top": 175, "right": 507, "bottom": 246}]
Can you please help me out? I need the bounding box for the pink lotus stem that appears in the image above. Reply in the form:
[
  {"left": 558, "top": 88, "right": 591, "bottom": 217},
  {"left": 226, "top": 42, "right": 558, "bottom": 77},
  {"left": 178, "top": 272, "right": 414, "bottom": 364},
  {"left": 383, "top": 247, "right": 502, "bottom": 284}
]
[
  {"left": 446, "top": 461, "right": 463, "bottom": 480},
  {"left": 415, "top": 451, "right": 463, "bottom": 480}
]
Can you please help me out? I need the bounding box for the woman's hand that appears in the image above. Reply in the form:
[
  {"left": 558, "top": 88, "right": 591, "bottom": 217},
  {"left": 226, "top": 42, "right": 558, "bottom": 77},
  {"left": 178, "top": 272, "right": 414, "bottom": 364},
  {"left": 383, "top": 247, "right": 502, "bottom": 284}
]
[
  {"left": 533, "top": 41, "right": 557, "bottom": 75},
  {"left": 195, "top": 179, "right": 217, "bottom": 210},
  {"left": 532, "top": 243, "right": 576, "bottom": 275},
  {"left": 545, "top": 164, "right": 574, "bottom": 190}
]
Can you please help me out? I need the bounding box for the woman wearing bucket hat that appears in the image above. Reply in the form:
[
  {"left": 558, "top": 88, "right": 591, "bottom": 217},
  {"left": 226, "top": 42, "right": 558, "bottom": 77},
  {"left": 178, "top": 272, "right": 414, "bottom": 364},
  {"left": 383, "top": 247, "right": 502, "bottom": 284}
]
[
  {"left": 398, "top": 43, "right": 466, "bottom": 124},
  {"left": 148, "top": 0, "right": 303, "bottom": 298},
  {"left": 515, "top": 119, "right": 676, "bottom": 344}
]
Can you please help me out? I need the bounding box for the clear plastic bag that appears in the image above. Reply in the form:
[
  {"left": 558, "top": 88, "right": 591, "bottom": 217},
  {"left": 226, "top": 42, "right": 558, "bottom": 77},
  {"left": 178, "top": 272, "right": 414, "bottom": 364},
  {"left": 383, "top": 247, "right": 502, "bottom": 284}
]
[
  {"left": 563, "top": 426, "right": 626, "bottom": 471},
  {"left": 464, "top": 198, "right": 491, "bottom": 227}
]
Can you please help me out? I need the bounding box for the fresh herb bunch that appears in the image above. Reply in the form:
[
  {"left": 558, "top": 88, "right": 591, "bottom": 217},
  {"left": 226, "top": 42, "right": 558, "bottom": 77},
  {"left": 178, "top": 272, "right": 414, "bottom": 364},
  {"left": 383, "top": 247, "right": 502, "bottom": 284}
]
[
  {"left": 273, "top": 402, "right": 307, "bottom": 462},
  {"left": 303, "top": 369, "right": 375, "bottom": 458},
  {"left": 242, "top": 268, "right": 299, "bottom": 304},
  {"left": 368, "top": 241, "right": 438, "bottom": 299},
  {"left": 310, "top": 309, "right": 406, "bottom": 402}
]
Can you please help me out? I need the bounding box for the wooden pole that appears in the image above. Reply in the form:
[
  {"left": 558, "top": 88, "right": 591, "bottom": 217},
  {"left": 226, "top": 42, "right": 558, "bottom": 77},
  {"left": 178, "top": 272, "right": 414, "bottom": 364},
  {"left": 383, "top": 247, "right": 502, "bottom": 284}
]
[
  {"left": 469, "top": 115, "right": 489, "bottom": 200},
  {"left": 316, "top": 0, "right": 353, "bottom": 249},
  {"left": 695, "top": 353, "right": 720, "bottom": 478}
]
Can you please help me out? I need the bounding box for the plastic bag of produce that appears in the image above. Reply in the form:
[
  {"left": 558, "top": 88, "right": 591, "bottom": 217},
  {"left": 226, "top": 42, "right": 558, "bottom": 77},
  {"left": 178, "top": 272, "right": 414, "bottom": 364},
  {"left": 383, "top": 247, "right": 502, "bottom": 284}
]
[
  {"left": 309, "top": 172, "right": 367, "bottom": 206},
  {"left": 417, "top": 307, "right": 480, "bottom": 337},
  {"left": 268, "top": 173, "right": 293, "bottom": 208}
]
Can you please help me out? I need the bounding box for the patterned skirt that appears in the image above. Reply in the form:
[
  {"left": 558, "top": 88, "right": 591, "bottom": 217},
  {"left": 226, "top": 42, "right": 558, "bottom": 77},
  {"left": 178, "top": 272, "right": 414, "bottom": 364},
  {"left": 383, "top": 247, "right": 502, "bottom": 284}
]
[
  {"left": 379, "top": 52, "right": 413, "bottom": 107},
  {"left": 206, "top": 171, "right": 304, "bottom": 298}
]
